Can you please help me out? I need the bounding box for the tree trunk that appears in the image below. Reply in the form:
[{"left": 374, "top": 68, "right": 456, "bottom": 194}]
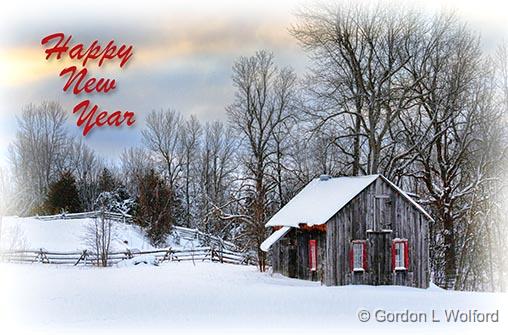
[
  {"left": 442, "top": 211, "right": 456, "bottom": 289},
  {"left": 352, "top": 106, "right": 361, "bottom": 176}
]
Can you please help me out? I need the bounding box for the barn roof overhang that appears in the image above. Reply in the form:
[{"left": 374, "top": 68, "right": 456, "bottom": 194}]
[{"left": 260, "top": 226, "right": 291, "bottom": 252}]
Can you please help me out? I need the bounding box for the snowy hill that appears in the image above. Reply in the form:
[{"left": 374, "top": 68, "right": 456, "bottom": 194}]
[{"left": 0, "top": 215, "right": 222, "bottom": 252}]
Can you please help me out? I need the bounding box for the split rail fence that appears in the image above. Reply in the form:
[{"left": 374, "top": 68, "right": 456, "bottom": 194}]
[
  {"left": 0, "top": 246, "right": 254, "bottom": 266},
  {"left": 0, "top": 211, "right": 254, "bottom": 267}
]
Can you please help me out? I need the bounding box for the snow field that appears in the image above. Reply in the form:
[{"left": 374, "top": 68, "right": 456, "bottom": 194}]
[
  {"left": 0, "top": 216, "right": 505, "bottom": 334},
  {"left": 0, "top": 262, "right": 505, "bottom": 335}
]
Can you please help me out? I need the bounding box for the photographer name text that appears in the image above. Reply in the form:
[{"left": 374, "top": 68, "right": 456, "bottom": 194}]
[{"left": 357, "top": 309, "right": 500, "bottom": 323}]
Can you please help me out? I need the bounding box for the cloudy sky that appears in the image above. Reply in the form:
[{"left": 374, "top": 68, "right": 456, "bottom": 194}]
[{"left": 0, "top": 0, "right": 506, "bottom": 166}]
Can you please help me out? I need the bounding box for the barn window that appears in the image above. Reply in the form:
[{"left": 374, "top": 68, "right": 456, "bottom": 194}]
[
  {"left": 350, "top": 240, "right": 367, "bottom": 272},
  {"left": 392, "top": 239, "right": 409, "bottom": 271},
  {"left": 308, "top": 239, "right": 317, "bottom": 271}
]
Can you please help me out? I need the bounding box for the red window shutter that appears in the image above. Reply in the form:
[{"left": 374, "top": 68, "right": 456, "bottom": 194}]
[
  {"left": 309, "top": 239, "right": 317, "bottom": 271},
  {"left": 362, "top": 241, "right": 368, "bottom": 271},
  {"left": 391, "top": 241, "right": 396, "bottom": 271},
  {"left": 404, "top": 240, "right": 409, "bottom": 269}
]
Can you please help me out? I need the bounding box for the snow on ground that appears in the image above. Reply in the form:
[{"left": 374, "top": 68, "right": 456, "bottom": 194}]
[
  {"left": 0, "top": 216, "right": 506, "bottom": 334},
  {"left": 0, "top": 262, "right": 505, "bottom": 335},
  {"left": 0, "top": 216, "right": 192, "bottom": 252}
]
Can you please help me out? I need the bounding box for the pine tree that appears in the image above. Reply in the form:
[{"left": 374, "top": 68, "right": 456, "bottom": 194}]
[
  {"left": 45, "top": 171, "right": 82, "bottom": 214},
  {"left": 133, "top": 169, "right": 174, "bottom": 246},
  {"left": 98, "top": 168, "right": 116, "bottom": 193}
]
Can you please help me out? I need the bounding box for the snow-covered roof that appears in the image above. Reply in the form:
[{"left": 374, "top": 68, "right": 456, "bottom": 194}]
[
  {"left": 265, "top": 174, "right": 432, "bottom": 229},
  {"left": 260, "top": 226, "right": 291, "bottom": 252}
]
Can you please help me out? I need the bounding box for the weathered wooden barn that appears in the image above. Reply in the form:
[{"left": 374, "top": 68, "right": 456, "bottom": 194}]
[{"left": 260, "top": 175, "right": 432, "bottom": 288}]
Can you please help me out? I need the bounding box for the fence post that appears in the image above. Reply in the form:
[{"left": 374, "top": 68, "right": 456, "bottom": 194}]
[
  {"left": 125, "top": 249, "right": 133, "bottom": 259},
  {"left": 36, "top": 248, "right": 49, "bottom": 264},
  {"left": 210, "top": 247, "right": 216, "bottom": 262},
  {"left": 74, "top": 249, "right": 88, "bottom": 266},
  {"left": 160, "top": 248, "right": 174, "bottom": 263},
  {"left": 210, "top": 247, "right": 223, "bottom": 263},
  {"left": 200, "top": 247, "right": 209, "bottom": 262}
]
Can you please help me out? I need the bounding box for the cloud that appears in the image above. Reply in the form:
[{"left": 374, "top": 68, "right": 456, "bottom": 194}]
[
  {"left": 0, "top": 0, "right": 506, "bottom": 163},
  {"left": 0, "top": 8, "right": 300, "bottom": 88},
  {"left": 0, "top": 47, "right": 55, "bottom": 86}
]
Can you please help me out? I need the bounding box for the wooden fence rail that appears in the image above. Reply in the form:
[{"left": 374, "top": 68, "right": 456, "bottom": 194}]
[{"left": 0, "top": 247, "right": 254, "bottom": 267}]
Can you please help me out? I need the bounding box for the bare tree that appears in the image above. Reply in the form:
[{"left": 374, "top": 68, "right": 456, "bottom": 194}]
[
  {"left": 292, "top": 2, "right": 424, "bottom": 177},
  {"left": 267, "top": 69, "right": 299, "bottom": 209},
  {"left": 198, "top": 121, "right": 238, "bottom": 237},
  {"left": 457, "top": 43, "right": 508, "bottom": 291},
  {"left": 86, "top": 209, "right": 115, "bottom": 267},
  {"left": 401, "top": 16, "right": 491, "bottom": 289},
  {"left": 0, "top": 167, "right": 13, "bottom": 244},
  {"left": 181, "top": 115, "right": 202, "bottom": 228},
  {"left": 227, "top": 51, "right": 297, "bottom": 271},
  {"left": 0, "top": 167, "right": 26, "bottom": 252},
  {"left": 142, "top": 109, "right": 183, "bottom": 190},
  {"left": 452, "top": 56, "right": 508, "bottom": 291},
  {"left": 68, "top": 139, "right": 104, "bottom": 211},
  {"left": 120, "top": 147, "right": 155, "bottom": 197},
  {"left": 9, "top": 102, "right": 69, "bottom": 214}
]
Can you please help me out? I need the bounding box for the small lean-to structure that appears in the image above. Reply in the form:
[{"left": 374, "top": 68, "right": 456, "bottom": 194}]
[{"left": 261, "top": 175, "right": 432, "bottom": 288}]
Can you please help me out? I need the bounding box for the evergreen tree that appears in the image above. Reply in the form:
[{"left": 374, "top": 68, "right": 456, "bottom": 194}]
[
  {"left": 45, "top": 171, "right": 82, "bottom": 214},
  {"left": 133, "top": 169, "right": 174, "bottom": 246},
  {"left": 98, "top": 168, "right": 116, "bottom": 193}
]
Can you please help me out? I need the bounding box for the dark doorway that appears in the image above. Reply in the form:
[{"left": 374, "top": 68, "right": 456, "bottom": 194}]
[
  {"left": 367, "top": 231, "right": 392, "bottom": 285},
  {"left": 287, "top": 232, "right": 298, "bottom": 278}
]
